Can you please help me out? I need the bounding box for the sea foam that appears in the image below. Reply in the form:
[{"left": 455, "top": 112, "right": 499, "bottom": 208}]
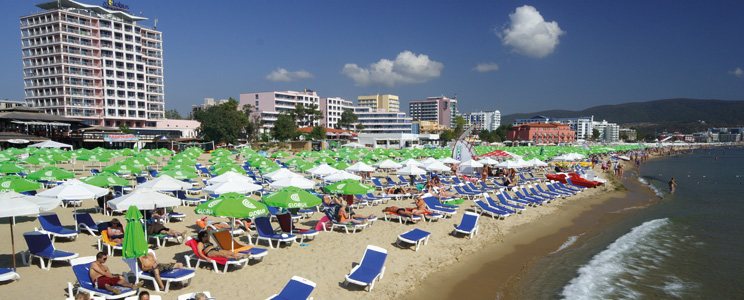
[
  {"left": 638, "top": 176, "right": 664, "bottom": 198},
  {"left": 560, "top": 218, "right": 671, "bottom": 300},
  {"left": 550, "top": 233, "right": 585, "bottom": 254}
]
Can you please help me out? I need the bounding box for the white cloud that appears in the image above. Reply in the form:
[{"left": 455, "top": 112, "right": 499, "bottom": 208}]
[
  {"left": 265, "top": 68, "right": 314, "bottom": 82},
  {"left": 342, "top": 51, "right": 444, "bottom": 87},
  {"left": 473, "top": 62, "right": 500, "bottom": 72},
  {"left": 729, "top": 67, "right": 743, "bottom": 77},
  {"left": 499, "top": 5, "right": 565, "bottom": 58}
]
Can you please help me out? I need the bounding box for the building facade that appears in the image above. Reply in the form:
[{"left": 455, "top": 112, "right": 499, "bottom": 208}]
[
  {"left": 20, "top": 0, "right": 165, "bottom": 128},
  {"left": 0, "top": 100, "right": 28, "bottom": 109},
  {"left": 506, "top": 122, "right": 576, "bottom": 144},
  {"left": 592, "top": 120, "right": 620, "bottom": 143},
  {"left": 357, "top": 94, "right": 399, "bottom": 112},
  {"left": 239, "top": 90, "right": 320, "bottom": 132},
  {"left": 354, "top": 107, "right": 412, "bottom": 134},
  {"left": 319, "top": 97, "right": 354, "bottom": 128},
  {"left": 460, "top": 110, "right": 501, "bottom": 131},
  {"left": 411, "top": 120, "right": 448, "bottom": 134},
  {"left": 409, "top": 96, "right": 457, "bottom": 128},
  {"left": 191, "top": 98, "right": 228, "bottom": 114}
]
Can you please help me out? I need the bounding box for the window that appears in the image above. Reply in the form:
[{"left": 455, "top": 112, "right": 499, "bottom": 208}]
[{"left": 255, "top": 94, "right": 259, "bottom": 99}]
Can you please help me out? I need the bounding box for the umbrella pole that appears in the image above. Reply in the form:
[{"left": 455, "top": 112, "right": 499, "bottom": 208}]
[
  {"left": 9, "top": 219, "right": 16, "bottom": 271},
  {"left": 231, "top": 217, "right": 235, "bottom": 252}
]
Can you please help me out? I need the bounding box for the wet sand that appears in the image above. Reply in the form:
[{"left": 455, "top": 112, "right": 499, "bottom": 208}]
[{"left": 409, "top": 166, "right": 660, "bottom": 300}]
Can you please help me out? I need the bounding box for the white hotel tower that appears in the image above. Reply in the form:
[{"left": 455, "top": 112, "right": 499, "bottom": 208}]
[{"left": 20, "top": 0, "right": 165, "bottom": 128}]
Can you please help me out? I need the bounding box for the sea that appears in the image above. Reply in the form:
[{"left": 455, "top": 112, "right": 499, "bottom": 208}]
[{"left": 513, "top": 147, "right": 744, "bottom": 299}]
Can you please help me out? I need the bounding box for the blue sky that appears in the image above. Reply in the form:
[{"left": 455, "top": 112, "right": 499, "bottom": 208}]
[{"left": 2, "top": 0, "right": 743, "bottom": 117}]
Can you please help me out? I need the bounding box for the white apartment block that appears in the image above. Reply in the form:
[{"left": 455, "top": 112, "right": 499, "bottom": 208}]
[
  {"left": 593, "top": 119, "right": 620, "bottom": 142},
  {"left": 239, "top": 90, "right": 320, "bottom": 132},
  {"left": 354, "top": 107, "right": 413, "bottom": 134},
  {"left": 553, "top": 117, "right": 594, "bottom": 140},
  {"left": 20, "top": 0, "right": 165, "bottom": 128},
  {"left": 320, "top": 97, "right": 354, "bottom": 128},
  {"left": 460, "top": 110, "right": 501, "bottom": 131}
]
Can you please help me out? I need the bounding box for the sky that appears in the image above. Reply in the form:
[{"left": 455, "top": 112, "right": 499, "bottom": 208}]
[{"left": 2, "top": 0, "right": 743, "bottom": 117}]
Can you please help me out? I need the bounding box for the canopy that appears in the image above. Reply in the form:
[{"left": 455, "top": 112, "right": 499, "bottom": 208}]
[
  {"left": 345, "top": 162, "right": 375, "bottom": 172},
  {"left": 195, "top": 194, "right": 269, "bottom": 219},
  {"left": 323, "top": 171, "right": 362, "bottom": 182},
  {"left": 136, "top": 174, "right": 192, "bottom": 191},
  {"left": 396, "top": 165, "right": 426, "bottom": 176},
  {"left": 108, "top": 188, "right": 181, "bottom": 211},
  {"left": 207, "top": 171, "right": 254, "bottom": 184},
  {"left": 308, "top": 164, "right": 339, "bottom": 176},
  {"left": 28, "top": 140, "right": 73, "bottom": 149},
  {"left": 269, "top": 177, "right": 316, "bottom": 190},
  {"left": 262, "top": 187, "right": 321, "bottom": 208},
  {"left": 122, "top": 207, "right": 148, "bottom": 259},
  {"left": 203, "top": 180, "right": 262, "bottom": 195},
  {"left": 37, "top": 179, "right": 109, "bottom": 200},
  {"left": 324, "top": 179, "right": 374, "bottom": 194},
  {"left": 264, "top": 168, "right": 303, "bottom": 181}
]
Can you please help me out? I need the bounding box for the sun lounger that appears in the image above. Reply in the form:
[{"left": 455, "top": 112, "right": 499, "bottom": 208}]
[
  {"left": 75, "top": 213, "right": 102, "bottom": 237},
  {"left": 68, "top": 257, "right": 137, "bottom": 299},
  {"left": 277, "top": 212, "right": 318, "bottom": 243},
  {"left": 22, "top": 231, "right": 79, "bottom": 270},
  {"left": 537, "top": 184, "right": 570, "bottom": 197},
  {"left": 0, "top": 268, "right": 20, "bottom": 282},
  {"left": 483, "top": 194, "right": 518, "bottom": 214},
  {"left": 514, "top": 190, "right": 545, "bottom": 205},
  {"left": 521, "top": 187, "right": 553, "bottom": 203},
  {"left": 36, "top": 212, "right": 79, "bottom": 243},
  {"left": 382, "top": 211, "right": 422, "bottom": 224},
  {"left": 396, "top": 228, "right": 430, "bottom": 251},
  {"left": 177, "top": 291, "right": 212, "bottom": 300},
  {"left": 254, "top": 217, "right": 296, "bottom": 249},
  {"left": 452, "top": 211, "right": 480, "bottom": 239},
  {"left": 494, "top": 193, "right": 527, "bottom": 211},
  {"left": 183, "top": 237, "right": 249, "bottom": 273},
  {"left": 122, "top": 249, "right": 195, "bottom": 293},
  {"left": 344, "top": 245, "right": 387, "bottom": 292},
  {"left": 266, "top": 276, "right": 316, "bottom": 300},
  {"left": 422, "top": 196, "right": 457, "bottom": 218},
  {"left": 210, "top": 229, "right": 268, "bottom": 260},
  {"left": 371, "top": 178, "right": 395, "bottom": 191},
  {"left": 500, "top": 191, "right": 532, "bottom": 206},
  {"left": 97, "top": 226, "right": 123, "bottom": 256},
  {"left": 452, "top": 186, "right": 479, "bottom": 199},
  {"left": 473, "top": 200, "right": 510, "bottom": 219},
  {"left": 175, "top": 190, "right": 203, "bottom": 206}
]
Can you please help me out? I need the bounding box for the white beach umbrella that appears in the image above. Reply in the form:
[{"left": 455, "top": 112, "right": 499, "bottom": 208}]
[
  {"left": 374, "top": 159, "right": 403, "bottom": 169},
  {"left": 136, "top": 174, "right": 191, "bottom": 191},
  {"left": 264, "top": 168, "right": 303, "bottom": 181},
  {"left": 476, "top": 157, "right": 500, "bottom": 165},
  {"left": 439, "top": 157, "right": 460, "bottom": 164},
  {"left": 418, "top": 157, "right": 438, "bottom": 166},
  {"left": 396, "top": 165, "right": 426, "bottom": 175},
  {"left": 495, "top": 160, "right": 523, "bottom": 169},
  {"left": 460, "top": 159, "right": 484, "bottom": 168},
  {"left": 37, "top": 179, "right": 109, "bottom": 200},
  {"left": 107, "top": 187, "right": 181, "bottom": 211},
  {"left": 324, "top": 171, "right": 363, "bottom": 182},
  {"left": 203, "top": 180, "right": 262, "bottom": 195},
  {"left": 342, "top": 142, "right": 365, "bottom": 148},
  {"left": 269, "top": 177, "right": 316, "bottom": 189},
  {"left": 553, "top": 153, "right": 585, "bottom": 161},
  {"left": 308, "top": 164, "right": 339, "bottom": 176},
  {"left": 399, "top": 158, "right": 422, "bottom": 166},
  {"left": 345, "top": 162, "right": 375, "bottom": 173},
  {"left": 208, "top": 171, "right": 254, "bottom": 184},
  {"left": 527, "top": 158, "right": 548, "bottom": 167},
  {"left": 424, "top": 161, "right": 450, "bottom": 172},
  {"left": 0, "top": 191, "right": 61, "bottom": 271}
]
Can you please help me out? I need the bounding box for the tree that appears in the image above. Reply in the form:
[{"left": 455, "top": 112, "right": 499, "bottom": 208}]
[
  {"left": 489, "top": 131, "right": 502, "bottom": 143},
  {"left": 620, "top": 133, "right": 629, "bottom": 141},
  {"left": 309, "top": 125, "right": 326, "bottom": 140},
  {"left": 119, "top": 124, "right": 134, "bottom": 134},
  {"left": 440, "top": 129, "right": 456, "bottom": 141},
  {"left": 592, "top": 129, "right": 601, "bottom": 140},
  {"left": 290, "top": 103, "right": 324, "bottom": 127},
  {"left": 290, "top": 104, "right": 307, "bottom": 127},
  {"left": 241, "top": 103, "right": 263, "bottom": 142},
  {"left": 307, "top": 104, "right": 324, "bottom": 127},
  {"left": 165, "top": 109, "right": 183, "bottom": 120},
  {"left": 193, "top": 98, "right": 249, "bottom": 144},
  {"left": 356, "top": 123, "right": 365, "bottom": 132},
  {"left": 636, "top": 131, "right": 645, "bottom": 142},
  {"left": 271, "top": 112, "right": 298, "bottom": 141},
  {"left": 478, "top": 130, "right": 490, "bottom": 141},
  {"left": 493, "top": 124, "right": 512, "bottom": 142},
  {"left": 454, "top": 116, "right": 466, "bottom": 137},
  {"left": 338, "top": 110, "right": 359, "bottom": 130}
]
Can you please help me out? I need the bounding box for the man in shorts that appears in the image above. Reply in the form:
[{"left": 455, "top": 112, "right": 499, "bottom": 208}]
[
  {"left": 138, "top": 251, "right": 185, "bottom": 291},
  {"left": 90, "top": 252, "right": 143, "bottom": 295}
]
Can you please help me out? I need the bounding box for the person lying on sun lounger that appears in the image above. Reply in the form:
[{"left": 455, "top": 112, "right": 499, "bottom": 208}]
[
  {"left": 148, "top": 215, "right": 186, "bottom": 237},
  {"left": 198, "top": 216, "right": 231, "bottom": 230},
  {"left": 138, "top": 251, "right": 185, "bottom": 291},
  {"left": 382, "top": 206, "right": 421, "bottom": 222},
  {"left": 337, "top": 202, "right": 367, "bottom": 225},
  {"left": 384, "top": 186, "right": 418, "bottom": 195},
  {"left": 90, "top": 252, "right": 144, "bottom": 295},
  {"left": 107, "top": 218, "right": 125, "bottom": 245},
  {"left": 413, "top": 196, "right": 429, "bottom": 215},
  {"left": 195, "top": 231, "right": 246, "bottom": 262}
]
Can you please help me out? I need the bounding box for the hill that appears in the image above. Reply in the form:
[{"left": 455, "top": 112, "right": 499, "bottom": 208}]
[{"left": 501, "top": 98, "right": 744, "bottom": 134}]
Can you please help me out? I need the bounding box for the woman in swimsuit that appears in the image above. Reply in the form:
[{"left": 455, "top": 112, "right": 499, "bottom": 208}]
[
  {"left": 107, "top": 218, "right": 125, "bottom": 244},
  {"left": 195, "top": 231, "right": 246, "bottom": 262}
]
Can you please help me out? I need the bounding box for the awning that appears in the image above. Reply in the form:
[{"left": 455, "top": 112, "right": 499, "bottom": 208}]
[{"left": 11, "top": 120, "right": 72, "bottom": 126}]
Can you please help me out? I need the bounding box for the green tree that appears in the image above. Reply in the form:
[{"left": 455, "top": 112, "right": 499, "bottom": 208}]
[
  {"left": 290, "top": 104, "right": 324, "bottom": 127},
  {"left": 193, "top": 98, "right": 249, "bottom": 144},
  {"left": 290, "top": 103, "right": 307, "bottom": 127},
  {"left": 620, "top": 133, "right": 629, "bottom": 141},
  {"left": 356, "top": 123, "right": 365, "bottom": 132},
  {"left": 307, "top": 104, "right": 324, "bottom": 127},
  {"left": 119, "top": 124, "right": 134, "bottom": 134},
  {"left": 440, "top": 129, "right": 456, "bottom": 141},
  {"left": 493, "top": 124, "right": 512, "bottom": 142},
  {"left": 241, "top": 103, "right": 263, "bottom": 142},
  {"left": 271, "top": 112, "right": 298, "bottom": 141},
  {"left": 636, "top": 131, "right": 645, "bottom": 142},
  {"left": 454, "top": 116, "right": 466, "bottom": 137},
  {"left": 338, "top": 110, "right": 359, "bottom": 130},
  {"left": 478, "top": 129, "right": 490, "bottom": 141},
  {"left": 489, "top": 131, "right": 502, "bottom": 143},
  {"left": 592, "top": 129, "right": 601, "bottom": 140},
  {"left": 309, "top": 125, "right": 326, "bottom": 140},
  {"left": 165, "top": 109, "right": 183, "bottom": 120}
]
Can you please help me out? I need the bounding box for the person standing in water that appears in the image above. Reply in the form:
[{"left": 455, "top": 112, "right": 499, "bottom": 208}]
[{"left": 668, "top": 177, "right": 677, "bottom": 193}]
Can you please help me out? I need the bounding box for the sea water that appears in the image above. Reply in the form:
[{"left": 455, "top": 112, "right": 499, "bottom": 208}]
[{"left": 515, "top": 147, "right": 744, "bottom": 299}]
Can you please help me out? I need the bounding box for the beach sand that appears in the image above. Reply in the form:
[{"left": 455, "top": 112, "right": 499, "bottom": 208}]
[{"left": 0, "top": 154, "right": 646, "bottom": 299}]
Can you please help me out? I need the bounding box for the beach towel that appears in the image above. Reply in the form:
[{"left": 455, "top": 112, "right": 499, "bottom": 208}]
[{"left": 185, "top": 238, "right": 228, "bottom": 265}]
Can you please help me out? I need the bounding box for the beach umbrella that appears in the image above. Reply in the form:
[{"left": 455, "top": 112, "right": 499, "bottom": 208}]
[
  {"left": 0, "top": 163, "right": 29, "bottom": 174},
  {"left": 137, "top": 174, "right": 192, "bottom": 191},
  {"left": 323, "top": 171, "right": 362, "bottom": 182},
  {"left": 208, "top": 156, "right": 234, "bottom": 163},
  {"left": 459, "top": 159, "right": 484, "bottom": 168},
  {"left": 0, "top": 191, "right": 61, "bottom": 271},
  {"left": 211, "top": 148, "right": 232, "bottom": 157},
  {"left": 108, "top": 188, "right": 181, "bottom": 211},
  {"left": 269, "top": 177, "right": 316, "bottom": 189},
  {"left": 374, "top": 159, "right": 403, "bottom": 169},
  {"left": 264, "top": 168, "right": 303, "bottom": 181},
  {"left": 476, "top": 157, "right": 500, "bottom": 166},
  {"left": 284, "top": 157, "right": 305, "bottom": 167},
  {"left": 37, "top": 179, "right": 109, "bottom": 200},
  {"left": 103, "top": 162, "right": 142, "bottom": 175},
  {"left": 345, "top": 162, "right": 375, "bottom": 173},
  {"left": 418, "top": 157, "right": 438, "bottom": 166},
  {"left": 495, "top": 160, "right": 525, "bottom": 169},
  {"left": 203, "top": 180, "right": 262, "bottom": 195},
  {"left": 195, "top": 194, "right": 269, "bottom": 231},
  {"left": 330, "top": 161, "right": 351, "bottom": 170},
  {"left": 396, "top": 165, "right": 426, "bottom": 176},
  {"left": 161, "top": 163, "right": 195, "bottom": 171},
  {"left": 270, "top": 151, "right": 290, "bottom": 158},
  {"left": 81, "top": 173, "right": 130, "bottom": 187},
  {"left": 424, "top": 161, "right": 450, "bottom": 172},
  {"left": 124, "top": 157, "right": 156, "bottom": 169},
  {"left": 294, "top": 162, "right": 315, "bottom": 172},
  {"left": 122, "top": 207, "right": 148, "bottom": 259},
  {"left": 168, "top": 157, "right": 197, "bottom": 165},
  {"left": 399, "top": 158, "right": 421, "bottom": 166},
  {"left": 324, "top": 179, "right": 374, "bottom": 194},
  {"left": 21, "top": 155, "right": 56, "bottom": 167},
  {"left": 308, "top": 164, "right": 339, "bottom": 177},
  {"left": 296, "top": 150, "right": 311, "bottom": 157},
  {"left": 262, "top": 187, "right": 321, "bottom": 208},
  {"left": 212, "top": 165, "right": 246, "bottom": 176},
  {"left": 0, "top": 175, "right": 42, "bottom": 193},
  {"left": 156, "top": 170, "right": 198, "bottom": 180},
  {"left": 208, "top": 171, "right": 254, "bottom": 184}
]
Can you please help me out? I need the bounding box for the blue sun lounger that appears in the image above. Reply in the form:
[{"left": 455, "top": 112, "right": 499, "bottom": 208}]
[
  {"left": 495, "top": 193, "right": 527, "bottom": 211},
  {"left": 453, "top": 186, "right": 479, "bottom": 199},
  {"left": 68, "top": 258, "right": 137, "bottom": 299},
  {"left": 521, "top": 187, "right": 554, "bottom": 203},
  {"left": 75, "top": 212, "right": 102, "bottom": 237},
  {"left": 422, "top": 197, "right": 457, "bottom": 218},
  {"left": 267, "top": 276, "right": 316, "bottom": 300},
  {"left": 537, "top": 184, "right": 571, "bottom": 197},
  {"left": 0, "top": 268, "right": 20, "bottom": 282},
  {"left": 473, "top": 200, "right": 510, "bottom": 219},
  {"left": 452, "top": 211, "right": 480, "bottom": 239},
  {"left": 344, "top": 245, "right": 388, "bottom": 292},
  {"left": 396, "top": 228, "right": 430, "bottom": 251},
  {"left": 255, "top": 217, "right": 296, "bottom": 249},
  {"left": 37, "top": 212, "right": 79, "bottom": 243},
  {"left": 484, "top": 194, "right": 519, "bottom": 214},
  {"left": 123, "top": 250, "right": 195, "bottom": 293},
  {"left": 23, "top": 231, "right": 79, "bottom": 270}
]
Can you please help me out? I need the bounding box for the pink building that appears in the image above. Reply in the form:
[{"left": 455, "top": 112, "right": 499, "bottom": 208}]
[
  {"left": 409, "top": 96, "right": 457, "bottom": 128},
  {"left": 507, "top": 122, "right": 576, "bottom": 144}
]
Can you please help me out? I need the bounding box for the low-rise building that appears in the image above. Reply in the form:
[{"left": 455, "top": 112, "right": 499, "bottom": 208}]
[
  {"left": 506, "top": 122, "right": 576, "bottom": 144},
  {"left": 412, "top": 120, "right": 448, "bottom": 134}
]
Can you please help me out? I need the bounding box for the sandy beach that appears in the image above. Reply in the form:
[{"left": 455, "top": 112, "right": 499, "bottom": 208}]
[{"left": 0, "top": 153, "right": 644, "bottom": 299}]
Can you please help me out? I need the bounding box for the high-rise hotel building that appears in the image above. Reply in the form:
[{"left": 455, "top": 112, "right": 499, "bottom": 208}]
[{"left": 20, "top": 0, "right": 165, "bottom": 127}]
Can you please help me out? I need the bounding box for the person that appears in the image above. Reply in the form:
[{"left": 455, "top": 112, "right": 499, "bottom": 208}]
[
  {"left": 336, "top": 201, "right": 367, "bottom": 225},
  {"left": 342, "top": 200, "right": 375, "bottom": 222},
  {"left": 138, "top": 251, "right": 185, "bottom": 291},
  {"left": 107, "top": 218, "right": 125, "bottom": 244},
  {"left": 668, "top": 177, "right": 676, "bottom": 193},
  {"left": 199, "top": 216, "right": 231, "bottom": 230},
  {"left": 450, "top": 164, "right": 458, "bottom": 177},
  {"left": 385, "top": 186, "right": 417, "bottom": 195},
  {"left": 89, "top": 252, "right": 143, "bottom": 295},
  {"left": 138, "top": 291, "right": 150, "bottom": 300},
  {"left": 481, "top": 167, "right": 488, "bottom": 183},
  {"left": 617, "top": 164, "right": 624, "bottom": 178},
  {"left": 412, "top": 196, "right": 428, "bottom": 215},
  {"left": 74, "top": 292, "right": 91, "bottom": 300},
  {"left": 194, "top": 293, "right": 208, "bottom": 300},
  {"left": 382, "top": 206, "right": 421, "bottom": 221},
  {"left": 196, "top": 231, "right": 246, "bottom": 262},
  {"left": 502, "top": 173, "right": 515, "bottom": 187},
  {"left": 148, "top": 215, "right": 186, "bottom": 237},
  {"left": 408, "top": 174, "right": 416, "bottom": 186}
]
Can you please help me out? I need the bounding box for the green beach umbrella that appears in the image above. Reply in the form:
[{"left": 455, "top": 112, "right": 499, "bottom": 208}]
[
  {"left": 284, "top": 158, "right": 304, "bottom": 167},
  {"left": 251, "top": 159, "right": 277, "bottom": 169},
  {"left": 157, "top": 170, "right": 198, "bottom": 180},
  {"left": 262, "top": 186, "right": 321, "bottom": 208},
  {"left": 195, "top": 193, "right": 269, "bottom": 219},
  {"left": 122, "top": 206, "right": 148, "bottom": 259},
  {"left": 0, "top": 175, "right": 42, "bottom": 192},
  {"left": 208, "top": 156, "right": 234, "bottom": 163},
  {"left": 26, "top": 166, "right": 75, "bottom": 181},
  {"left": 103, "top": 163, "right": 142, "bottom": 174},
  {"left": 324, "top": 179, "right": 374, "bottom": 195},
  {"left": 212, "top": 165, "right": 246, "bottom": 176},
  {"left": 271, "top": 151, "right": 290, "bottom": 158},
  {"left": 294, "top": 162, "right": 315, "bottom": 172},
  {"left": 315, "top": 157, "right": 336, "bottom": 164},
  {"left": 81, "top": 173, "right": 130, "bottom": 187},
  {"left": 296, "top": 150, "right": 311, "bottom": 157},
  {"left": 22, "top": 155, "right": 56, "bottom": 166},
  {"left": 161, "top": 164, "right": 194, "bottom": 171},
  {"left": 211, "top": 148, "right": 232, "bottom": 157},
  {"left": 0, "top": 163, "right": 29, "bottom": 174},
  {"left": 331, "top": 161, "right": 352, "bottom": 170},
  {"left": 259, "top": 164, "right": 282, "bottom": 174}
]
